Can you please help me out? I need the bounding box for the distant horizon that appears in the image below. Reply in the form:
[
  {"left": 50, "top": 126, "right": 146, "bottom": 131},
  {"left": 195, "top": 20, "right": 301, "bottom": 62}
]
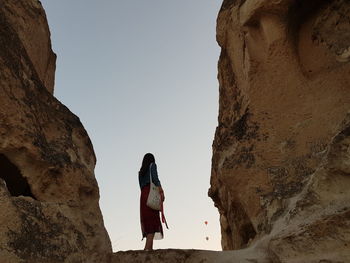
[{"left": 41, "top": 0, "right": 223, "bottom": 251}]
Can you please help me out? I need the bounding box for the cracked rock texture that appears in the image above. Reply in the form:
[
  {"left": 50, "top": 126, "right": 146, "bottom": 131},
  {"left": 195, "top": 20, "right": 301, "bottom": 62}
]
[
  {"left": 0, "top": 0, "right": 112, "bottom": 262},
  {"left": 209, "top": 0, "right": 350, "bottom": 262}
]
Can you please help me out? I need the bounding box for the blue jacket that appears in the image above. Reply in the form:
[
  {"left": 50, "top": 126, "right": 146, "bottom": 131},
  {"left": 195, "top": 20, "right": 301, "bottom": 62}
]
[{"left": 139, "top": 163, "right": 161, "bottom": 189}]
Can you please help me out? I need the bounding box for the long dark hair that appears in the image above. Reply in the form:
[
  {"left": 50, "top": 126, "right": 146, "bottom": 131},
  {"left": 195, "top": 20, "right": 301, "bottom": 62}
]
[{"left": 139, "top": 153, "right": 155, "bottom": 176}]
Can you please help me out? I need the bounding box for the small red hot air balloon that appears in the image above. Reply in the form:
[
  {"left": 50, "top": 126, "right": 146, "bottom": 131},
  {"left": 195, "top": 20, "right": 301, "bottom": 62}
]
[
  {"left": 204, "top": 221, "right": 208, "bottom": 226},
  {"left": 206, "top": 236, "right": 209, "bottom": 241}
]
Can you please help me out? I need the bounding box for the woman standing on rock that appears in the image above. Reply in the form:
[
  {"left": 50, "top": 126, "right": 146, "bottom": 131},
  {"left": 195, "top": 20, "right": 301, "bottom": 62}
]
[{"left": 139, "top": 153, "right": 165, "bottom": 250}]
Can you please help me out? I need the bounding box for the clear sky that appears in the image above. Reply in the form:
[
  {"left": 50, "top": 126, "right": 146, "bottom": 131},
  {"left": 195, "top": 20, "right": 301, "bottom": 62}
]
[{"left": 40, "top": 0, "right": 222, "bottom": 251}]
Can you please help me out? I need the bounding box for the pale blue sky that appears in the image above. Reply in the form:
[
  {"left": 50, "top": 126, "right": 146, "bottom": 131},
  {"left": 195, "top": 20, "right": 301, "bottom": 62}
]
[{"left": 41, "top": 0, "right": 222, "bottom": 251}]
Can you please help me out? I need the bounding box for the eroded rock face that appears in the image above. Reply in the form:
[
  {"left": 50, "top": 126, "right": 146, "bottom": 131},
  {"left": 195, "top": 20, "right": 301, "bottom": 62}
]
[
  {"left": 0, "top": 0, "right": 112, "bottom": 262},
  {"left": 1, "top": 0, "right": 56, "bottom": 94},
  {"left": 210, "top": 0, "right": 350, "bottom": 261}
]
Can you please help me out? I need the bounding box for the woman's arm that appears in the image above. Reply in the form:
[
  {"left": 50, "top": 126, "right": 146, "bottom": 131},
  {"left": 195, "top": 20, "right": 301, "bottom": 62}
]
[
  {"left": 151, "top": 163, "right": 161, "bottom": 186},
  {"left": 151, "top": 164, "right": 165, "bottom": 201}
]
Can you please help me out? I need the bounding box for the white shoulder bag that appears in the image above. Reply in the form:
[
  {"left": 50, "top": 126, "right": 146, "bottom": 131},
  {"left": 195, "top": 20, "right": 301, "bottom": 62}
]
[{"left": 146, "top": 163, "right": 162, "bottom": 210}]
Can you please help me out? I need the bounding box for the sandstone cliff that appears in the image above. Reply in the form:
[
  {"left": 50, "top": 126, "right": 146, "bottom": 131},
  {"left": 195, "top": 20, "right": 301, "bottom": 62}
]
[
  {"left": 0, "top": 0, "right": 112, "bottom": 262},
  {"left": 210, "top": 0, "right": 350, "bottom": 262}
]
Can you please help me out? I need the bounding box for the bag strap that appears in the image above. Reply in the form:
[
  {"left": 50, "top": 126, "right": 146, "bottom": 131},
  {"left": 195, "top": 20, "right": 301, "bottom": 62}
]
[
  {"left": 149, "top": 163, "right": 153, "bottom": 184},
  {"left": 161, "top": 202, "right": 169, "bottom": 229}
]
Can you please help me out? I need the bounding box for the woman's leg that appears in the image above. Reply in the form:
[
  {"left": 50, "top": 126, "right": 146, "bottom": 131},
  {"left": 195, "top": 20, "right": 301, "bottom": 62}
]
[{"left": 144, "top": 233, "right": 155, "bottom": 250}]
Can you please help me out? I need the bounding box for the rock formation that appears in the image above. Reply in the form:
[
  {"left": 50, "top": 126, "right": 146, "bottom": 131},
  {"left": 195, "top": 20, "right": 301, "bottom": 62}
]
[
  {"left": 0, "top": 0, "right": 112, "bottom": 262},
  {"left": 4, "top": 0, "right": 349, "bottom": 262},
  {"left": 112, "top": 248, "right": 267, "bottom": 263},
  {"left": 209, "top": 0, "right": 350, "bottom": 262}
]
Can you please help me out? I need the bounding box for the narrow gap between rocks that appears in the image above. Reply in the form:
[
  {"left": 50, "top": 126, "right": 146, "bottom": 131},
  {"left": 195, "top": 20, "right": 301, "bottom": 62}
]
[
  {"left": 0, "top": 153, "right": 36, "bottom": 199},
  {"left": 240, "top": 222, "right": 257, "bottom": 246}
]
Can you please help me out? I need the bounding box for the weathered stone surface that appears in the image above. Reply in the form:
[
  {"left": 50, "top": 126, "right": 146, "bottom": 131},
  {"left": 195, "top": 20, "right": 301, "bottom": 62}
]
[
  {"left": 1, "top": 0, "right": 56, "bottom": 94},
  {"left": 0, "top": 0, "right": 112, "bottom": 262},
  {"left": 112, "top": 248, "right": 269, "bottom": 263},
  {"left": 210, "top": 0, "right": 350, "bottom": 261}
]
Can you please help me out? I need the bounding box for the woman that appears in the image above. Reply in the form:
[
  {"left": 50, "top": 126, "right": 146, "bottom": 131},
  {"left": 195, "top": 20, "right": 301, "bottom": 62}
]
[{"left": 139, "top": 153, "right": 165, "bottom": 250}]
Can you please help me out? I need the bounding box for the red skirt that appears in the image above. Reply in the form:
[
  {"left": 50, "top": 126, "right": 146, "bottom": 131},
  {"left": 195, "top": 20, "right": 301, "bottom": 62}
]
[{"left": 140, "top": 185, "right": 163, "bottom": 240}]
